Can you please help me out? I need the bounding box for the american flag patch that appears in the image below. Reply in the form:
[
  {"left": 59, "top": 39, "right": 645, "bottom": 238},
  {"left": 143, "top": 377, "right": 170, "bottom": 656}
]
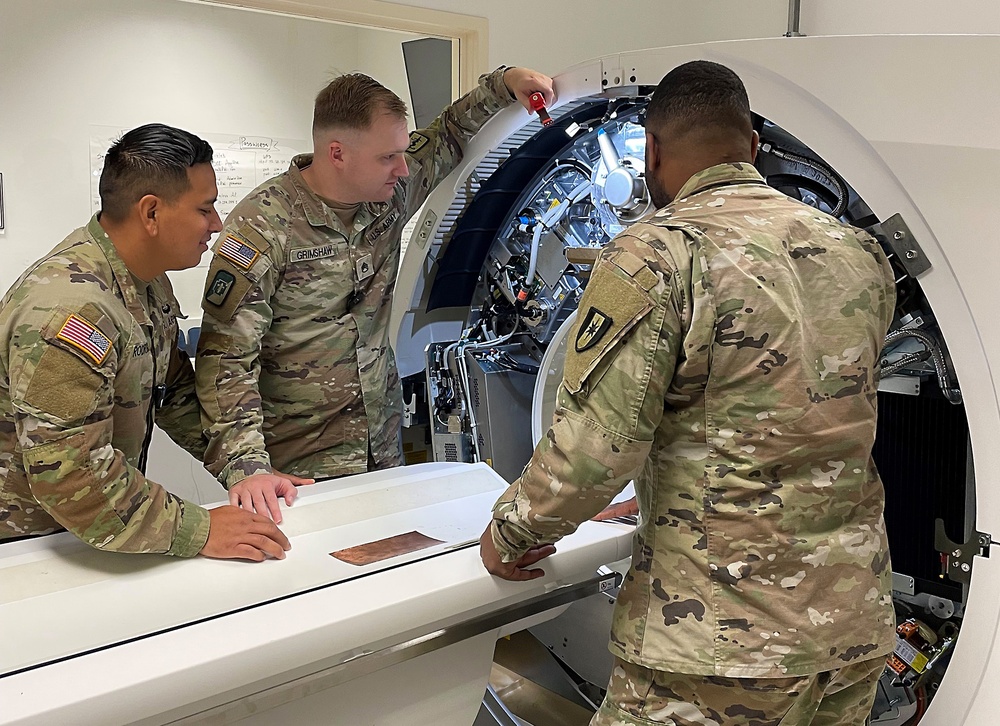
[
  {"left": 56, "top": 314, "right": 112, "bottom": 365},
  {"left": 217, "top": 234, "right": 260, "bottom": 270}
]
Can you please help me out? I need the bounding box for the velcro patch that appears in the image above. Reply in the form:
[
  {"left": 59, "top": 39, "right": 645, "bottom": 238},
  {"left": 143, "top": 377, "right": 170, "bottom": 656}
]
[
  {"left": 290, "top": 244, "right": 336, "bottom": 263},
  {"left": 205, "top": 270, "right": 236, "bottom": 306},
  {"left": 201, "top": 261, "right": 253, "bottom": 323},
  {"left": 406, "top": 131, "right": 430, "bottom": 155},
  {"left": 56, "top": 314, "right": 112, "bottom": 365},
  {"left": 366, "top": 211, "right": 400, "bottom": 242},
  {"left": 563, "top": 264, "right": 653, "bottom": 395},
  {"left": 24, "top": 346, "right": 104, "bottom": 421},
  {"left": 575, "top": 307, "right": 613, "bottom": 352},
  {"left": 356, "top": 254, "right": 374, "bottom": 280},
  {"left": 217, "top": 233, "right": 260, "bottom": 270}
]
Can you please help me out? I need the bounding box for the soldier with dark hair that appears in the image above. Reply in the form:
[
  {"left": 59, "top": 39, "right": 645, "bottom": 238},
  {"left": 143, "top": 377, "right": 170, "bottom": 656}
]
[
  {"left": 196, "top": 67, "right": 554, "bottom": 518},
  {"left": 0, "top": 123, "right": 291, "bottom": 561},
  {"left": 481, "top": 61, "right": 896, "bottom": 724}
]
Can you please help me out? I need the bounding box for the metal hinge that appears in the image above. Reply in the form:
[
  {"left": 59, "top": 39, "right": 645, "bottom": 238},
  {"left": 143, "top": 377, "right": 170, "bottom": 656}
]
[
  {"left": 868, "top": 213, "right": 931, "bottom": 278},
  {"left": 935, "top": 518, "right": 991, "bottom": 584}
]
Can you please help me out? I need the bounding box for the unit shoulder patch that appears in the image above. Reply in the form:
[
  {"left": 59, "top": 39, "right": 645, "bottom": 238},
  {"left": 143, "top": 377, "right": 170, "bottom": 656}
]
[
  {"left": 217, "top": 233, "right": 261, "bottom": 271},
  {"left": 563, "top": 262, "right": 654, "bottom": 395},
  {"left": 55, "top": 314, "right": 112, "bottom": 365},
  {"left": 406, "top": 131, "right": 430, "bottom": 155},
  {"left": 575, "top": 307, "right": 614, "bottom": 352},
  {"left": 205, "top": 270, "right": 236, "bottom": 307}
]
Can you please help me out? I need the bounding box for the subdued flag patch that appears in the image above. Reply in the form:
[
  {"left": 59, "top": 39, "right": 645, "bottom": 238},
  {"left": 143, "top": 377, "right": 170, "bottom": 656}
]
[
  {"left": 217, "top": 234, "right": 260, "bottom": 270},
  {"left": 57, "top": 314, "right": 112, "bottom": 364}
]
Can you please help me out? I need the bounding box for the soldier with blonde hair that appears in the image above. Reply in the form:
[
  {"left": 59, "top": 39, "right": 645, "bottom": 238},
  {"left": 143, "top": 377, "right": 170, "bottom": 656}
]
[{"left": 197, "top": 66, "right": 554, "bottom": 519}]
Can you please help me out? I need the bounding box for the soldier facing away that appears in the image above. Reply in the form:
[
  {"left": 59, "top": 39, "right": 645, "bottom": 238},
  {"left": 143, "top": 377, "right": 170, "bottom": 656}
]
[
  {"left": 0, "top": 124, "right": 290, "bottom": 561},
  {"left": 196, "top": 66, "right": 554, "bottom": 518},
  {"left": 480, "top": 61, "right": 897, "bottom": 725}
]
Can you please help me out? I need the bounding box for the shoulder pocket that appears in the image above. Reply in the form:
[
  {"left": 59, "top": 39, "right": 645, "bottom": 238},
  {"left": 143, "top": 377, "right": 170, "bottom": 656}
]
[
  {"left": 213, "top": 224, "right": 273, "bottom": 281},
  {"left": 563, "top": 262, "right": 653, "bottom": 395},
  {"left": 20, "top": 305, "right": 118, "bottom": 422},
  {"left": 204, "top": 224, "right": 274, "bottom": 323}
]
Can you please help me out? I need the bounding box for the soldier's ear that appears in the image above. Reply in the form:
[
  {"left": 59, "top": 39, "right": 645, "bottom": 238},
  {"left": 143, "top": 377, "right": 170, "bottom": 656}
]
[
  {"left": 645, "top": 131, "right": 661, "bottom": 173},
  {"left": 749, "top": 130, "right": 760, "bottom": 164},
  {"left": 328, "top": 140, "right": 346, "bottom": 165},
  {"left": 137, "top": 195, "right": 159, "bottom": 235}
]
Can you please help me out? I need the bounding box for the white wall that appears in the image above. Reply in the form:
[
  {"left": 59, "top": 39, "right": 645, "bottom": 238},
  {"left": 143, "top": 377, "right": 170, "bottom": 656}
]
[
  {"left": 801, "top": 0, "right": 1000, "bottom": 35},
  {"left": 357, "top": 26, "right": 425, "bottom": 129},
  {"left": 0, "top": 0, "right": 420, "bottom": 311},
  {"left": 385, "top": 0, "right": 791, "bottom": 73},
  {"left": 382, "top": 0, "right": 1000, "bottom": 75}
]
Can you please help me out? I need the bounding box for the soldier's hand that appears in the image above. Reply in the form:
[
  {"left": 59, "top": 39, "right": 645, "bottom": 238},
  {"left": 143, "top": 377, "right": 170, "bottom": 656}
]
[
  {"left": 272, "top": 468, "right": 315, "bottom": 488},
  {"left": 230, "top": 472, "right": 309, "bottom": 524},
  {"left": 200, "top": 506, "right": 291, "bottom": 562},
  {"left": 502, "top": 67, "right": 555, "bottom": 112},
  {"left": 480, "top": 525, "right": 556, "bottom": 581}
]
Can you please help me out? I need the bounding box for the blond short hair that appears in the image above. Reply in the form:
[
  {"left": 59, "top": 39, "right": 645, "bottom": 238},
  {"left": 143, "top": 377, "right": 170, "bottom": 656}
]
[{"left": 313, "top": 74, "right": 408, "bottom": 137}]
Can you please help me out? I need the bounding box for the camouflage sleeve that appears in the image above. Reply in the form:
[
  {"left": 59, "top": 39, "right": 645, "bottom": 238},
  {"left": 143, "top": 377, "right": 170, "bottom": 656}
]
[
  {"left": 401, "top": 66, "right": 516, "bottom": 220},
  {"left": 154, "top": 341, "right": 207, "bottom": 460},
  {"left": 9, "top": 305, "right": 210, "bottom": 556},
  {"left": 490, "top": 231, "right": 686, "bottom": 562},
  {"left": 197, "top": 223, "right": 281, "bottom": 488}
]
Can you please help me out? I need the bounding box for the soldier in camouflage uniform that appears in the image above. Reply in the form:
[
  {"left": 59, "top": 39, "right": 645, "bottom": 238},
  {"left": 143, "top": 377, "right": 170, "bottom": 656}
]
[
  {"left": 481, "top": 62, "right": 897, "bottom": 724},
  {"left": 196, "top": 66, "right": 554, "bottom": 517},
  {"left": 0, "top": 124, "right": 290, "bottom": 561}
]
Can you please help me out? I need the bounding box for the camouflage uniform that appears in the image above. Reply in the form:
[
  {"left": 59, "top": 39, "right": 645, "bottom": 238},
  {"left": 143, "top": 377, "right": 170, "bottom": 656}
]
[
  {"left": 0, "top": 217, "right": 210, "bottom": 555},
  {"left": 197, "top": 67, "right": 516, "bottom": 487},
  {"left": 594, "top": 655, "right": 884, "bottom": 725},
  {"left": 491, "top": 163, "right": 897, "bottom": 682}
]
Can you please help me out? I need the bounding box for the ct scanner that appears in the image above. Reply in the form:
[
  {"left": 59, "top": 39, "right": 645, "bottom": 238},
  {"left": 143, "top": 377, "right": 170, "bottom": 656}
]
[{"left": 2, "top": 32, "right": 999, "bottom": 725}]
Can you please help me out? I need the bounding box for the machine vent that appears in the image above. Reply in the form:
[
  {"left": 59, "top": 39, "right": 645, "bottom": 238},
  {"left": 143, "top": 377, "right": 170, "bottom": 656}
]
[
  {"left": 429, "top": 100, "right": 594, "bottom": 257},
  {"left": 443, "top": 442, "right": 459, "bottom": 462}
]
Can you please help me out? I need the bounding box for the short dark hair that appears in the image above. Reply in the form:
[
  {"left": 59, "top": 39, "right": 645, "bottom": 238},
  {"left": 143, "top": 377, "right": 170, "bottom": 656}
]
[
  {"left": 99, "top": 123, "right": 214, "bottom": 222},
  {"left": 645, "top": 60, "right": 752, "bottom": 141},
  {"left": 313, "top": 73, "right": 408, "bottom": 137}
]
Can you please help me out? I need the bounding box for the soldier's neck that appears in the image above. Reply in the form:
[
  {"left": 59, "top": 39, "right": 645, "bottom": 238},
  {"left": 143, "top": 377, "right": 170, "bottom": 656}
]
[
  {"left": 301, "top": 163, "right": 361, "bottom": 208},
  {"left": 301, "top": 164, "right": 363, "bottom": 229},
  {"left": 98, "top": 217, "right": 162, "bottom": 282}
]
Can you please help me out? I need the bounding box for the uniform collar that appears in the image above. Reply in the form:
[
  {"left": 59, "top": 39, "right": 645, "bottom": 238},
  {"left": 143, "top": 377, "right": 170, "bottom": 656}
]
[
  {"left": 288, "top": 154, "right": 394, "bottom": 232},
  {"left": 288, "top": 154, "right": 329, "bottom": 228},
  {"left": 87, "top": 214, "right": 153, "bottom": 326},
  {"left": 674, "top": 162, "right": 765, "bottom": 202}
]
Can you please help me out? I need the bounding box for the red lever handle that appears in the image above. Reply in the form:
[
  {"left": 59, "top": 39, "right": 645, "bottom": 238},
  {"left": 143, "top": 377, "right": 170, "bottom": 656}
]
[{"left": 529, "top": 92, "right": 553, "bottom": 126}]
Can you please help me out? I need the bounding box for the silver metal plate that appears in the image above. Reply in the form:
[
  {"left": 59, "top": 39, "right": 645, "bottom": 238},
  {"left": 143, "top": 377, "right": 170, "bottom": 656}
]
[{"left": 891, "top": 571, "right": 915, "bottom": 595}]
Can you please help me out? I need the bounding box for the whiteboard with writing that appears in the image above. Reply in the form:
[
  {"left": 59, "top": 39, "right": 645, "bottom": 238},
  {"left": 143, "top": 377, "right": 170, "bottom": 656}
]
[{"left": 89, "top": 126, "right": 308, "bottom": 223}]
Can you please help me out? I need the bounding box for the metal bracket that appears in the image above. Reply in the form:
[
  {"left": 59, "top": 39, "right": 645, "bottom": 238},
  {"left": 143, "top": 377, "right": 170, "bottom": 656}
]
[
  {"left": 935, "top": 518, "right": 991, "bottom": 584},
  {"left": 868, "top": 214, "right": 931, "bottom": 278},
  {"left": 412, "top": 208, "right": 438, "bottom": 249}
]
